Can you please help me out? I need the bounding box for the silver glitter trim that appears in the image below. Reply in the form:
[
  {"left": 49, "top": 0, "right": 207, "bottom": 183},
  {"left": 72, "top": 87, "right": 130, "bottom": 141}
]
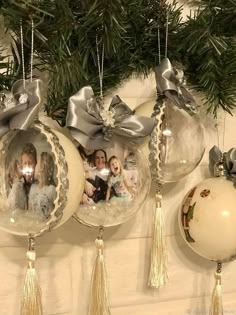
[{"left": 149, "top": 96, "right": 165, "bottom": 189}]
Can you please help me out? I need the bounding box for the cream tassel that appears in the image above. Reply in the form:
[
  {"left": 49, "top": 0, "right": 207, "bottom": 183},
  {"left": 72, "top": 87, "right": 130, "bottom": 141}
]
[
  {"left": 89, "top": 228, "right": 111, "bottom": 315},
  {"left": 148, "top": 192, "right": 168, "bottom": 288},
  {"left": 21, "top": 237, "right": 43, "bottom": 315},
  {"left": 209, "top": 262, "right": 223, "bottom": 315}
]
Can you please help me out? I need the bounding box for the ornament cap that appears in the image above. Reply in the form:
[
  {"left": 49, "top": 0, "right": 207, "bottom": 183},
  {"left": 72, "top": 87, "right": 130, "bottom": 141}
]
[{"left": 214, "top": 160, "right": 227, "bottom": 177}]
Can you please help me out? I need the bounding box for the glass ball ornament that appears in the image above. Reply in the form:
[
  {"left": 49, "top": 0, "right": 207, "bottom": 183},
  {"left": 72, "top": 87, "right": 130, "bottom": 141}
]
[
  {"left": 0, "top": 121, "right": 85, "bottom": 236},
  {"left": 136, "top": 98, "right": 205, "bottom": 183},
  {"left": 179, "top": 177, "right": 236, "bottom": 262},
  {"left": 74, "top": 139, "right": 151, "bottom": 227}
]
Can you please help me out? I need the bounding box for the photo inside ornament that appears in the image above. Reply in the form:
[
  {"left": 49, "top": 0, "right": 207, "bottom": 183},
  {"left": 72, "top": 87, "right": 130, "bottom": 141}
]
[
  {"left": 0, "top": 128, "right": 58, "bottom": 234},
  {"left": 74, "top": 141, "right": 150, "bottom": 227},
  {"left": 0, "top": 123, "right": 84, "bottom": 236}
]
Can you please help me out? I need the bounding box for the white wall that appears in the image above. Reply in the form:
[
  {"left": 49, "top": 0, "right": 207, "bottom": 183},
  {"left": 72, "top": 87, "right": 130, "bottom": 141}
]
[{"left": 1, "top": 2, "right": 236, "bottom": 315}]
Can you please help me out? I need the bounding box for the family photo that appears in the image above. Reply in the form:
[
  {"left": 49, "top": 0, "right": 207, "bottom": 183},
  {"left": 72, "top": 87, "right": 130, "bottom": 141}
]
[
  {"left": 5, "top": 130, "right": 57, "bottom": 221},
  {"left": 78, "top": 145, "right": 139, "bottom": 206}
]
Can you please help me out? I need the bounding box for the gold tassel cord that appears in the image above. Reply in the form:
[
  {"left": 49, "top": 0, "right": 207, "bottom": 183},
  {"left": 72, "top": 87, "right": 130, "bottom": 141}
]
[
  {"left": 209, "top": 262, "right": 223, "bottom": 315},
  {"left": 21, "top": 237, "right": 43, "bottom": 315},
  {"left": 88, "top": 229, "right": 111, "bottom": 315},
  {"left": 148, "top": 192, "right": 168, "bottom": 288}
]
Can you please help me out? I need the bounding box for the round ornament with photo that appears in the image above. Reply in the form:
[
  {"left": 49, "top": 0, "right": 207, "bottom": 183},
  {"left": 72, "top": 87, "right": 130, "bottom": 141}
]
[
  {"left": 0, "top": 122, "right": 84, "bottom": 236},
  {"left": 75, "top": 140, "right": 151, "bottom": 227}
]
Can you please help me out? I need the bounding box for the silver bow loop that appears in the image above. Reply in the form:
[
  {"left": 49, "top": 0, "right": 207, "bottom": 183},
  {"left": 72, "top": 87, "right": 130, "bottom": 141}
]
[
  {"left": 225, "top": 148, "right": 236, "bottom": 174},
  {"left": 0, "top": 79, "right": 44, "bottom": 137},
  {"left": 209, "top": 145, "right": 236, "bottom": 184},
  {"left": 155, "top": 58, "right": 196, "bottom": 113},
  {"left": 86, "top": 96, "right": 102, "bottom": 121},
  {"left": 66, "top": 86, "right": 155, "bottom": 150},
  {"left": 109, "top": 95, "right": 133, "bottom": 122}
]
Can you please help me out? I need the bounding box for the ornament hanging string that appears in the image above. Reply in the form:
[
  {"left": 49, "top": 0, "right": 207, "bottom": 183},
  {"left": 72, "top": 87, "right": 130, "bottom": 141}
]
[
  {"left": 158, "top": 26, "right": 161, "bottom": 65},
  {"left": 165, "top": 12, "right": 169, "bottom": 58},
  {"left": 20, "top": 20, "right": 26, "bottom": 88},
  {"left": 30, "top": 19, "right": 34, "bottom": 82},
  {"left": 215, "top": 111, "right": 227, "bottom": 162},
  {"left": 19, "top": 19, "right": 43, "bottom": 315},
  {"left": 222, "top": 112, "right": 226, "bottom": 155},
  {"left": 20, "top": 19, "right": 35, "bottom": 85},
  {"left": 96, "top": 35, "right": 105, "bottom": 101}
]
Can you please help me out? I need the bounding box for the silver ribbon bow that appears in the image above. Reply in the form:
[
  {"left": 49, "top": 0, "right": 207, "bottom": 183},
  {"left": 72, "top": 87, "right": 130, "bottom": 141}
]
[
  {"left": 155, "top": 58, "right": 196, "bottom": 113},
  {"left": 209, "top": 145, "right": 236, "bottom": 184},
  {"left": 0, "top": 79, "right": 43, "bottom": 137},
  {"left": 66, "top": 86, "right": 155, "bottom": 150}
]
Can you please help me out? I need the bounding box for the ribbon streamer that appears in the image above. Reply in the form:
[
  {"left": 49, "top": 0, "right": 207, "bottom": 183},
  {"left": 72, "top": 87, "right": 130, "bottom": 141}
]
[
  {"left": 209, "top": 145, "right": 236, "bottom": 184},
  {"left": 155, "top": 58, "right": 196, "bottom": 113},
  {"left": 66, "top": 86, "right": 155, "bottom": 150},
  {"left": 0, "top": 79, "right": 43, "bottom": 137}
]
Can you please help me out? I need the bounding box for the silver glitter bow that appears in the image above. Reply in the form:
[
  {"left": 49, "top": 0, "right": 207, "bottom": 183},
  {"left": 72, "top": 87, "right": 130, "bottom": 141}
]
[
  {"left": 209, "top": 145, "right": 236, "bottom": 184},
  {"left": 0, "top": 79, "right": 43, "bottom": 137},
  {"left": 66, "top": 86, "right": 155, "bottom": 150},
  {"left": 155, "top": 58, "right": 196, "bottom": 113}
]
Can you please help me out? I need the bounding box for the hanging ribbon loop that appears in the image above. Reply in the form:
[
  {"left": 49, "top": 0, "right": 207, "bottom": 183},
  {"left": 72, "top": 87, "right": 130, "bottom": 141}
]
[
  {"left": 66, "top": 86, "right": 155, "bottom": 150},
  {"left": 155, "top": 58, "right": 196, "bottom": 113},
  {"left": 0, "top": 79, "right": 44, "bottom": 138}
]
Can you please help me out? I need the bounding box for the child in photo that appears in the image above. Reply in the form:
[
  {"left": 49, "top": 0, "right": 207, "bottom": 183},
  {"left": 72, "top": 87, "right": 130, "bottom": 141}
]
[
  {"left": 7, "top": 159, "right": 26, "bottom": 210},
  {"left": 123, "top": 152, "right": 139, "bottom": 194},
  {"left": 7, "top": 143, "right": 38, "bottom": 210},
  {"left": 29, "top": 152, "right": 56, "bottom": 219},
  {"left": 106, "top": 155, "right": 134, "bottom": 202}
]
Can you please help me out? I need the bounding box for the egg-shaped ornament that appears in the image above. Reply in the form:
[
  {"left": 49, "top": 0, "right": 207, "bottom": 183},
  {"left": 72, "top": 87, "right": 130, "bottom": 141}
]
[
  {"left": 66, "top": 85, "right": 155, "bottom": 314},
  {"left": 179, "top": 158, "right": 236, "bottom": 262},
  {"left": 179, "top": 176, "right": 236, "bottom": 261},
  {"left": 179, "top": 146, "right": 236, "bottom": 315},
  {"left": 0, "top": 121, "right": 85, "bottom": 236}
]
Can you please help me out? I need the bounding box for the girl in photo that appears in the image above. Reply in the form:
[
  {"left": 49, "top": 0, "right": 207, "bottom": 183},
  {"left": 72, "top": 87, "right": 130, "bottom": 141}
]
[
  {"left": 106, "top": 155, "right": 135, "bottom": 202},
  {"left": 7, "top": 159, "right": 26, "bottom": 210},
  {"left": 29, "top": 152, "right": 56, "bottom": 219}
]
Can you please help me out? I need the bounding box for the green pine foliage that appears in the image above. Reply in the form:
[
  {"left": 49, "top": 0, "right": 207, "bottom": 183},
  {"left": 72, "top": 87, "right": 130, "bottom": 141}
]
[
  {"left": 176, "top": 5, "right": 236, "bottom": 116},
  {"left": 0, "top": 0, "right": 236, "bottom": 123}
]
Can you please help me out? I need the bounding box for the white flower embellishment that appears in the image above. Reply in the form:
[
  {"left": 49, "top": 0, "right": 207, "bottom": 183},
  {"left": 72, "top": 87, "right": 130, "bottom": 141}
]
[
  {"left": 19, "top": 93, "right": 29, "bottom": 104},
  {"left": 86, "top": 97, "right": 94, "bottom": 107},
  {"left": 100, "top": 109, "right": 115, "bottom": 127}
]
